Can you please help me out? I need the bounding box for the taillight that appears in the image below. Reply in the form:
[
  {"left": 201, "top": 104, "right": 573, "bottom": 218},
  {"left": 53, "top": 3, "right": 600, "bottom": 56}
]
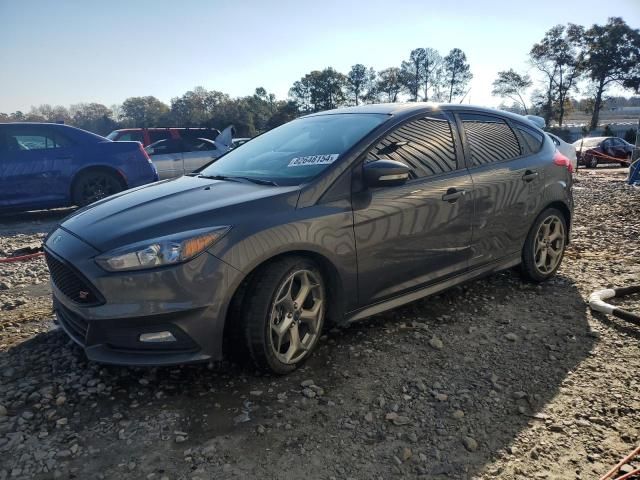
[
  {"left": 553, "top": 151, "right": 574, "bottom": 174},
  {"left": 139, "top": 143, "right": 152, "bottom": 164}
]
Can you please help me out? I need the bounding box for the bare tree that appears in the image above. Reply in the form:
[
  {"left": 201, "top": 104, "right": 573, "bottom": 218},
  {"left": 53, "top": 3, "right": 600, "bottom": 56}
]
[{"left": 492, "top": 69, "right": 532, "bottom": 114}]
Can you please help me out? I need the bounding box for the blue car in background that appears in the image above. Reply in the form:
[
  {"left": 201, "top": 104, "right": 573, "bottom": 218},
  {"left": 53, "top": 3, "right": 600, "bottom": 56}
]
[{"left": 0, "top": 123, "right": 158, "bottom": 212}]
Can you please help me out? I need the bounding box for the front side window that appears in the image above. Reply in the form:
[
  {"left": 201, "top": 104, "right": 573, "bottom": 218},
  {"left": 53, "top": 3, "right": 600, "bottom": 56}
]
[
  {"left": 199, "top": 113, "right": 388, "bottom": 185},
  {"left": 366, "top": 115, "right": 457, "bottom": 179},
  {"left": 460, "top": 113, "right": 521, "bottom": 166}
]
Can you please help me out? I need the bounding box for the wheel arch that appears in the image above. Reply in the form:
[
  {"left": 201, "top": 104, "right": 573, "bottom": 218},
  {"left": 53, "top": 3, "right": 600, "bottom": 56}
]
[
  {"left": 69, "top": 165, "right": 128, "bottom": 199},
  {"left": 222, "top": 249, "right": 346, "bottom": 349}
]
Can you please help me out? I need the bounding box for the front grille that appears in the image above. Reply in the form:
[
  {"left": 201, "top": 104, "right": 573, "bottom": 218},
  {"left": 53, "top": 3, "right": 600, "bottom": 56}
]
[
  {"left": 45, "top": 250, "right": 103, "bottom": 306},
  {"left": 56, "top": 303, "right": 89, "bottom": 345}
]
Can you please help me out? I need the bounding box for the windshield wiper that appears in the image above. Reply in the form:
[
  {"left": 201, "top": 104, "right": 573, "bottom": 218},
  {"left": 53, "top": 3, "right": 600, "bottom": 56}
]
[
  {"left": 190, "top": 174, "right": 242, "bottom": 182},
  {"left": 228, "top": 176, "right": 279, "bottom": 186},
  {"left": 190, "top": 173, "right": 278, "bottom": 186}
]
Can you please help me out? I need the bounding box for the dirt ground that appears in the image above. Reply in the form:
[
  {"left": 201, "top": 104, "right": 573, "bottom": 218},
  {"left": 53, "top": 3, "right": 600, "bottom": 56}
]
[{"left": 0, "top": 167, "right": 639, "bottom": 480}]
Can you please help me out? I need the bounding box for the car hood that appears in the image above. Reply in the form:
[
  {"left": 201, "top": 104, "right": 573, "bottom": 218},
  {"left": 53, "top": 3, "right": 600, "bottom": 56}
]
[{"left": 60, "top": 176, "right": 301, "bottom": 253}]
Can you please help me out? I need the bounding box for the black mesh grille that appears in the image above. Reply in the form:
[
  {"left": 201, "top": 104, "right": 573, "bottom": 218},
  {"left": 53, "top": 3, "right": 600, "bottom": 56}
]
[
  {"left": 45, "top": 251, "right": 103, "bottom": 306},
  {"left": 56, "top": 303, "right": 89, "bottom": 345}
]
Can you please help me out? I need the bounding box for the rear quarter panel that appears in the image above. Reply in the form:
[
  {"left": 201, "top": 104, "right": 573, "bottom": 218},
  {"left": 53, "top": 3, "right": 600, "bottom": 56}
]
[{"left": 73, "top": 142, "right": 157, "bottom": 190}]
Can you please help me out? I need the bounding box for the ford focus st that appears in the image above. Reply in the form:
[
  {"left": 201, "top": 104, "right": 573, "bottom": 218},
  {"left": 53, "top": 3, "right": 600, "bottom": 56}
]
[{"left": 45, "top": 104, "right": 573, "bottom": 374}]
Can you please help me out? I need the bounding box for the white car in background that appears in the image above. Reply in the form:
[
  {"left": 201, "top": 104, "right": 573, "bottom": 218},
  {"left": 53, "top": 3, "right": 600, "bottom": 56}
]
[
  {"left": 546, "top": 133, "right": 577, "bottom": 172},
  {"left": 522, "top": 115, "right": 577, "bottom": 172}
]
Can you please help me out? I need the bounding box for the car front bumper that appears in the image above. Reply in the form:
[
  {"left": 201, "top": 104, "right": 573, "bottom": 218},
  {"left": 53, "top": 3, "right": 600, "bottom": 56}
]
[{"left": 46, "top": 227, "right": 244, "bottom": 366}]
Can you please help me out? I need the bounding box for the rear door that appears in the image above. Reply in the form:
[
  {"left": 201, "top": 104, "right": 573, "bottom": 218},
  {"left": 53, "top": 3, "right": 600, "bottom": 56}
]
[
  {"left": 147, "top": 139, "right": 184, "bottom": 179},
  {"left": 0, "top": 125, "right": 76, "bottom": 208},
  {"left": 352, "top": 112, "right": 474, "bottom": 304},
  {"left": 456, "top": 112, "right": 544, "bottom": 268}
]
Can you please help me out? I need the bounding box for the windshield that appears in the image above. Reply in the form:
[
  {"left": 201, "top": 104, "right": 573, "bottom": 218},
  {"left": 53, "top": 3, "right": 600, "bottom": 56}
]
[{"left": 199, "top": 113, "right": 388, "bottom": 185}]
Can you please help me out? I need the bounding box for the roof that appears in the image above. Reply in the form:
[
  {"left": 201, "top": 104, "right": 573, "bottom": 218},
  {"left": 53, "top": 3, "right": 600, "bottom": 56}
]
[
  {"left": 0, "top": 122, "right": 77, "bottom": 129},
  {"left": 305, "top": 103, "right": 542, "bottom": 127}
]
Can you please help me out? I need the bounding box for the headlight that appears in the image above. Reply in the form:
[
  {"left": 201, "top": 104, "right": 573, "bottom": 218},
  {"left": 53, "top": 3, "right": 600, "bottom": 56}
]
[{"left": 95, "top": 226, "right": 230, "bottom": 272}]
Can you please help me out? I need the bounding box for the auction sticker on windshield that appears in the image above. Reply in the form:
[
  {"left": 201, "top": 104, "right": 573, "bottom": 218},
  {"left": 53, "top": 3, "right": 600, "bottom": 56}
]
[{"left": 288, "top": 154, "right": 339, "bottom": 167}]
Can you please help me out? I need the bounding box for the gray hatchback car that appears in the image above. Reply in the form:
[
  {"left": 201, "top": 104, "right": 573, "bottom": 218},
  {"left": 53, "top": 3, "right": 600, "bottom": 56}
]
[{"left": 45, "top": 103, "right": 573, "bottom": 374}]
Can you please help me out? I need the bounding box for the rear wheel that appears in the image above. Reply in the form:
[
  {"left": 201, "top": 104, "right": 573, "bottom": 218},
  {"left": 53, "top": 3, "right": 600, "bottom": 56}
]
[
  {"left": 241, "top": 257, "right": 326, "bottom": 374},
  {"left": 585, "top": 154, "right": 598, "bottom": 169},
  {"left": 521, "top": 208, "right": 567, "bottom": 282},
  {"left": 72, "top": 170, "right": 124, "bottom": 207}
]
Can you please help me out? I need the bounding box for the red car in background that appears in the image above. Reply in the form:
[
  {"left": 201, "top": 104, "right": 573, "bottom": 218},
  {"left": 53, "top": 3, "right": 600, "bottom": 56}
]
[
  {"left": 106, "top": 127, "right": 220, "bottom": 147},
  {"left": 573, "top": 136, "right": 634, "bottom": 168}
]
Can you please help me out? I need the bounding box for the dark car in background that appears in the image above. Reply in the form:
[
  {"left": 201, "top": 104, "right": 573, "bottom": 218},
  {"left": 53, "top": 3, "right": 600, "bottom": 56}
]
[
  {"left": 0, "top": 123, "right": 158, "bottom": 211},
  {"left": 45, "top": 104, "right": 573, "bottom": 374},
  {"left": 573, "top": 136, "right": 634, "bottom": 168},
  {"left": 106, "top": 127, "right": 221, "bottom": 147}
]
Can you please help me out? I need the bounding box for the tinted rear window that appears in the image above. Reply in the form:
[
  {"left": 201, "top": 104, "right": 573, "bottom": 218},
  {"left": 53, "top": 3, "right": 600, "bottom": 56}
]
[
  {"left": 460, "top": 113, "right": 521, "bottom": 166},
  {"left": 516, "top": 124, "right": 544, "bottom": 153}
]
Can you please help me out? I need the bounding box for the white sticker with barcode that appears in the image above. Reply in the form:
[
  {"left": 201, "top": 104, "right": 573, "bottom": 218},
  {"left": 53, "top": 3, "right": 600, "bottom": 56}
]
[{"left": 287, "top": 154, "right": 339, "bottom": 167}]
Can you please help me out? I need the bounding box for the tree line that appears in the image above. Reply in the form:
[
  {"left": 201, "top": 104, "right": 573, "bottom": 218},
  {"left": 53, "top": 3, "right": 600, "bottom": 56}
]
[
  {"left": 0, "top": 16, "right": 638, "bottom": 136},
  {"left": 0, "top": 88, "right": 299, "bottom": 137},
  {"left": 492, "top": 17, "right": 640, "bottom": 129}
]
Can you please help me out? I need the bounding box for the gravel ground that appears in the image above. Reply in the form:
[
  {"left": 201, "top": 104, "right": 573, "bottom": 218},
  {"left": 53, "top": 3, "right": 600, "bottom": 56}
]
[{"left": 0, "top": 168, "right": 638, "bottom": 480}]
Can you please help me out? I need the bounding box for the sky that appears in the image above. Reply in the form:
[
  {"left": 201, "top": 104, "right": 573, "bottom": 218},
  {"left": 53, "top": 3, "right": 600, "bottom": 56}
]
[{"left": 0, "top": 0, "right": 639, "bottom": 113}]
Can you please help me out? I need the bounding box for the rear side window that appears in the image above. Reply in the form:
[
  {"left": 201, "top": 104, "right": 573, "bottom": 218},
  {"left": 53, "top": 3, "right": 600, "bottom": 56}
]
[
  {"left": 183, "top": 137, "right": 216, "bottom": 152},
  {"left": 367, "top": 116, "right": 457, "bottom": 178},
  {"left": 460, "top": 113, "right": 521, "bottom": 166},
  {"left": 147, "top": 139, "right": 183, "bottom": 155},
  {"left": 516, "top": 124, "right": 544, "bottom": 153}
]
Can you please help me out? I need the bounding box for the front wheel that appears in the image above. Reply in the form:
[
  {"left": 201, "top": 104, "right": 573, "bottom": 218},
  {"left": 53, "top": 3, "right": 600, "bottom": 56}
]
[
  {"left": 521, "top": 208, "right": 567, "bottom": 282},
  {"left": 241, "top": 257, "right": 326, "bottom": 374}
]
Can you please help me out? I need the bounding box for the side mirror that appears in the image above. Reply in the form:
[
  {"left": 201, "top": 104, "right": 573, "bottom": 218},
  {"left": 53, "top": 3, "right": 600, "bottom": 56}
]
[{"left": 363, "top": 159, "right": 410, "bottom": 187}]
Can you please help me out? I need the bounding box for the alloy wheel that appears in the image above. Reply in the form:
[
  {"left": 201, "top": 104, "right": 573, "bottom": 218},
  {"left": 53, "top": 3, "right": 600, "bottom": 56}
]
[
  {"left": 269, "top": 269, "right": 324, "bottom": 365},
  {"left": 534, "top": 215, "right": 565, "bottom": 274},
  {"left": 82, "top": 175, "right": 119, "bottom": 204}
]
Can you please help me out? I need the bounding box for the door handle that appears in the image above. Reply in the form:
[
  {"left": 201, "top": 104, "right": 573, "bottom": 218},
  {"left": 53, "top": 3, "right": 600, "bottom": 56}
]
[
  {"left": 441, "top": 188, "right": 466, "bottom": 203},
  {"left": 522, "top": 170, "right": 539, "bottom": 182}
]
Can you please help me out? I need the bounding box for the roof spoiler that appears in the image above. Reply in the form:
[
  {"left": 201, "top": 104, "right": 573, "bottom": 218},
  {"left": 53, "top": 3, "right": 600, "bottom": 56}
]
[{"left": 524, "top": 115, "right": 546, "bottom": 129}]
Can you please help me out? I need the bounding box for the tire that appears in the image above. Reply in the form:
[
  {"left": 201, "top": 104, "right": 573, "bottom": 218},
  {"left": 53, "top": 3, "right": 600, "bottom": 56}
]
[
  {"left": 585, "top": 154, "right": 598, "bottom": 169},
  {"left": 72, "top": 170, "right": 124, "bottom": 207},
  {"left": 521, "top": 208, "right": 567, "bottom": 283},
  {"left": 240, "top": 256, "right": 326, "bottom": 374}
]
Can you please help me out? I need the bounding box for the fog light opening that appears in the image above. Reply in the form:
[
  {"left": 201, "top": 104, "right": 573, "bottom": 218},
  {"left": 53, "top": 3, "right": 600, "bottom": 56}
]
[{"left": 139, "top": 331, "right": 177, "bottom": 343}]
